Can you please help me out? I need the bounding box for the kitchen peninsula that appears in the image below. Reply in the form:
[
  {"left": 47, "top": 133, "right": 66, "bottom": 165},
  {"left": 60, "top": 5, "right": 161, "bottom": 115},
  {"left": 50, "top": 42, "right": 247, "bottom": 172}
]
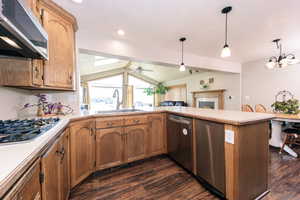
[{"left": 0, "top": 107, "right": 274, "bottom": 200}]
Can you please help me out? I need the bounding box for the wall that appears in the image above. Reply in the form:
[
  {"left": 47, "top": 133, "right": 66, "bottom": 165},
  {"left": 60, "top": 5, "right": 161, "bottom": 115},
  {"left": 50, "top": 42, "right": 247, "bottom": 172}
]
[
  {"left": 242, "top": 55, "right": 300, "bottom": 111},
  {"left": 0, "top": 87, "right": 31, "bottom": 120},
  {"left": 164, "top": 71, "right": 241, "bottom": 110}
]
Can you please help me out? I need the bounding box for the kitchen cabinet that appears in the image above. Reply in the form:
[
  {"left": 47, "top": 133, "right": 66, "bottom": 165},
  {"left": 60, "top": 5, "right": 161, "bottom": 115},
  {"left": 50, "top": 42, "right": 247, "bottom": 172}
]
[
  {"left": 41, "top": 129, "right": 70, "bottom": 200},
  {"left": 147, "top": 114, "right": 166, "bottom": 156},
  {"left": 69, "top": 119, "right": 95, "bottom": 187},
  {"left": 124, "top": 124, "right": 148, "bottom": 162},
  {"left": 3, "top": 159, "right": 41, "bottom": 200},
  {"left": 96, "top": 127, "right": 124, "bottom": 170},
  {"left": 41, "top": 139, "right": 60, "bottom": 200},
  {"left": 41, "top": 2, "right": 76, "bottom": 89},
  {"left": 0, "top": 0, "right": 77, "bottom": 90},
  {"left": 59, "top": 129, "right": 70, "bottom": 200}
]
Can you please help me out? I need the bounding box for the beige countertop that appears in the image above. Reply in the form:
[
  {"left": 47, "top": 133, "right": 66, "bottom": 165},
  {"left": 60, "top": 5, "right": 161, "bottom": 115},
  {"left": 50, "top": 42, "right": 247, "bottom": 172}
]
[
  {"left": 69, "top": 106, "right": 275, "bottom": 125},
  {"left": 0, "top": 107, "right": 274, "bottom": 198}
]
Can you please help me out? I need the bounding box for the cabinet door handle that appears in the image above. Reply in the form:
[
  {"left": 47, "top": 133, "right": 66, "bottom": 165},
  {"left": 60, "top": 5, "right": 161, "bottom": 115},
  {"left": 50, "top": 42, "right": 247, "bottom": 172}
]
[{"left": 106, "top": 122, "right": 113, "bottom": 127}]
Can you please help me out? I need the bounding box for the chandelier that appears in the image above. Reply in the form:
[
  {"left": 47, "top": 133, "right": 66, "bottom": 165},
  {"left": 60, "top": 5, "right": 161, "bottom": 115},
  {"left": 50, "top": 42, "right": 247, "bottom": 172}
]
[{"left": 266, "top": 39, "right": 299, "bottom": 69}]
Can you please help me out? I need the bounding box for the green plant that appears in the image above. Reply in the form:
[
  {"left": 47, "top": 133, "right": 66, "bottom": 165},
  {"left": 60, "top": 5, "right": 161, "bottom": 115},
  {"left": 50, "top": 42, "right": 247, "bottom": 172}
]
[
  {"left": 144, "top": 83, "right": 169, "bottom": 96},
  {"left": 271, "top": 99, "right": 300, "bottom": 114}
]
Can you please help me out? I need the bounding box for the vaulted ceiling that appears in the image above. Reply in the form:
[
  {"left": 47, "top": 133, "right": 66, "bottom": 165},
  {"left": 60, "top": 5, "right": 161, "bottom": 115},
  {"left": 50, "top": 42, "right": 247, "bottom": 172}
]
[{"left": 54, "top": 0, "right": 300, "bottom": 64}]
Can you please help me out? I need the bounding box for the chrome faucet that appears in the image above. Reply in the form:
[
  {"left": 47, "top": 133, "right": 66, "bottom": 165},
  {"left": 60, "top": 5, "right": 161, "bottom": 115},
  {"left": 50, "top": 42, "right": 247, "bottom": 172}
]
[{"left": 112, "top": 89, "right": 122, "bottom": 110}]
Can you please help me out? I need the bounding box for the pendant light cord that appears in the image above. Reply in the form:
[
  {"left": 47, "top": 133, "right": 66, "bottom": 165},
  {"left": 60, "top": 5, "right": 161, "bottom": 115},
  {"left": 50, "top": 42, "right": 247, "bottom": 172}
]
[
  {"left": 181, "top": 40, "right": 184, "bottom": 64},
  {"left": 225, "top": 13, "right": 228, "bottom": 45}
]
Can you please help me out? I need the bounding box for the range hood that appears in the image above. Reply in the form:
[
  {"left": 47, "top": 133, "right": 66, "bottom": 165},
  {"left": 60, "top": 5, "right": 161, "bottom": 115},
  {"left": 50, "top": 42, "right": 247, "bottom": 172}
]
[{"left": 0, "top": 0, "right": 48, "bottom": 59}]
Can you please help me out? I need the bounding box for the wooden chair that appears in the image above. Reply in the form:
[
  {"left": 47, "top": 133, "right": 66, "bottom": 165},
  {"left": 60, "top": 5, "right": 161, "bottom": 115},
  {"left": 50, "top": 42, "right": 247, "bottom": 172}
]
[
  {"left": 241, "top": 104, "right": 254, "bottom": 112},
  {"left": 280, "top": 128, "right": 300, "bottom": 155},
  {"left": 255, "top": 104, "right": 267, "bottom": 113}
]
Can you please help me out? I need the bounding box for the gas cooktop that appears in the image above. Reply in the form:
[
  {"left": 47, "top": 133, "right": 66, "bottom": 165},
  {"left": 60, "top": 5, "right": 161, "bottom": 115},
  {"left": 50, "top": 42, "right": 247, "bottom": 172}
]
[{"left": 0, "top": 118, "right": 60, "bottom": 144}]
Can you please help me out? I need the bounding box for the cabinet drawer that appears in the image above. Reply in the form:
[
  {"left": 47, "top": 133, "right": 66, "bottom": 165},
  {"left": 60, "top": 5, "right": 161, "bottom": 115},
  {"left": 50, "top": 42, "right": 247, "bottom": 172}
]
[
  {"left": 124, "top": 115, "right": 148, "bottom": 126},
  {"left": 96, "top": 117, "right": 124, "bottom": 129}
]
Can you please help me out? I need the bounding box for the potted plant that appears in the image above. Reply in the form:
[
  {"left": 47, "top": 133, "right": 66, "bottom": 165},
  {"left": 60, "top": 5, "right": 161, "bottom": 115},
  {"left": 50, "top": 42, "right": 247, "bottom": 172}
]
[
  {"left": 144, "top": 83, "right": 169, "bottom": 96},
  {"left": 271, "top": 99, "right": 300, "bottom": 114}
]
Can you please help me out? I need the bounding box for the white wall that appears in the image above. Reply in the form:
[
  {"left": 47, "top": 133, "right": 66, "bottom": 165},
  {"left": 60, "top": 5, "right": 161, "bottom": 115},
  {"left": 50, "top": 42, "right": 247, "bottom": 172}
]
[
  {"left": 242, "top": 54, "right": 300, "bottom": 111},
  {"left": 164, "top": 71, "right": 241, "bottom": 110}
]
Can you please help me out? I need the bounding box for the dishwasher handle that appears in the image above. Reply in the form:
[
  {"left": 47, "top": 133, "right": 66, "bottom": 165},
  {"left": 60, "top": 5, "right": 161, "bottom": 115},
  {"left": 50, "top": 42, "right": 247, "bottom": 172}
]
[{"left": 168, "top": 115, "right": 192, "bottom": 126}]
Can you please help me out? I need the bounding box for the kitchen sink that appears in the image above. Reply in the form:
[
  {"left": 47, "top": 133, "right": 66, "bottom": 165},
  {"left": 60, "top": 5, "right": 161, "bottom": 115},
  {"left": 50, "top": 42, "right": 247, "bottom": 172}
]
[{"left": 97, "top": 109, "right": 144, "bottom": 114}]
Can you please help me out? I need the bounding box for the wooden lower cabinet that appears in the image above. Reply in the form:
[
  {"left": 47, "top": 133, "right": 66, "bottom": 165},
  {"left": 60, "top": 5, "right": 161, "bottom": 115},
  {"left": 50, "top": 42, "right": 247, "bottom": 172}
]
[
  {"left": 41, "top": 139, "right": 60, "bottom": 200},
  {"left": 69, "top": 119, "right": 95, "bottom": 187},
  {"left": 124, "top": 124, "right": 148, "bottom": 162},
  {"left": 96, "top": 127, "right": 124, "bottom": 170},
  {"left": 4, "top": 159, "right": 42, "bottom": 200},
  {"left": 59, "top": 129, "right": 70, "bottom": 200},
  {"left": 148, "top": 114, "right": 166, "bottom": 156},
  {"left": 41, "top": 129, "right": 70, "bottom": 200}
]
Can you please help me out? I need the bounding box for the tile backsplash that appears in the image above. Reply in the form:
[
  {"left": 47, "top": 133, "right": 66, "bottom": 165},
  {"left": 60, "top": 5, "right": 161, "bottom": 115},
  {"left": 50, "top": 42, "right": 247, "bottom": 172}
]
[{"left": 0, "top": 87, "right": 79, "bottom": 120}]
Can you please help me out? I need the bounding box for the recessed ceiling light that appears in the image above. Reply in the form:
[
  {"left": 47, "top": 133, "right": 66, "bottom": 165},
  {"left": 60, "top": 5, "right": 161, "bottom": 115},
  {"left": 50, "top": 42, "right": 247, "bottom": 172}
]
[
  {"left": 117, "top": 29, "right": 125, "bottom": 36},
  {"left": 71, "top": 0, "right": 83, "bottom": 4}
]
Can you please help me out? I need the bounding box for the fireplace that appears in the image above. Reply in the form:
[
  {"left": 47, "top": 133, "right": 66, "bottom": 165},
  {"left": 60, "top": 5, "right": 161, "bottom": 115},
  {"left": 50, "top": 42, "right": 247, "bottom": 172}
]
[
  {"left": 197, "top": 97, "right": 219, "bottom": 110},
  {"left": 192, "top": 89, "right": 226, "bottom": 110}
]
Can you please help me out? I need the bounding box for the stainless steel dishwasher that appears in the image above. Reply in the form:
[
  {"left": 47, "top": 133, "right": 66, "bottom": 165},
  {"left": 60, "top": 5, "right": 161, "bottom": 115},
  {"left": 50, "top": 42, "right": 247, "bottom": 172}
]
[
  {"left": 195, "top": 119, "right": 226, "bottom": 195},
  {"left": 167, "top": 114, "right": 193, "bottom": 171}
]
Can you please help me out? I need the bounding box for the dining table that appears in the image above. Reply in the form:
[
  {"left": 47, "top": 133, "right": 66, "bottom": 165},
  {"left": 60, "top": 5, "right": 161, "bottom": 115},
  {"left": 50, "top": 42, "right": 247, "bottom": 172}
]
[{"left": 270, "top": 113, "right": 300, "bottom": 157}]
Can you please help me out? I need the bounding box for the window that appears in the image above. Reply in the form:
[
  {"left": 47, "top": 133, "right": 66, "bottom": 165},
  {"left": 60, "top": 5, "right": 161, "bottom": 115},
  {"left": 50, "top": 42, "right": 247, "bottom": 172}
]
[
  {"left": 128, "top": 75, "right": 154, "bottom": 109},
  {"left": 88, "top": 75, "right": 123, "bottom": 111}
]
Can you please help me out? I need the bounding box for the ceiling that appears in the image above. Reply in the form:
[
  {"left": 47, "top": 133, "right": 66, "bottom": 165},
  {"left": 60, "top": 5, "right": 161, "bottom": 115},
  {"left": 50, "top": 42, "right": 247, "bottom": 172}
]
[
  {"left": 79, "top": 53, "right": 202, "bottom": 82},
  {"left": 53, "top": 0, "right": 300, "bottom": 63}
]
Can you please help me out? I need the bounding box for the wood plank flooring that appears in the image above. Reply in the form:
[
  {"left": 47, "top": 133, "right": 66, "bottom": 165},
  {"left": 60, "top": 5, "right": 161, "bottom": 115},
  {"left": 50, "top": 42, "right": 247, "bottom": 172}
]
[
  {"left": 70, "top": 147, "right": 300, "bottom": 200},
  {"left": 69, "top": 156, "right": 219, "bottom": 200}
]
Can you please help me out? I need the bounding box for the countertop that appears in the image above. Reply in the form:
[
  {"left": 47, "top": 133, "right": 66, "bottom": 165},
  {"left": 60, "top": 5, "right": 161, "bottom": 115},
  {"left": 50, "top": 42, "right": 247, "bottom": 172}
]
[{"left": 0, "top": 107, "right": 274, "bottom": 198}]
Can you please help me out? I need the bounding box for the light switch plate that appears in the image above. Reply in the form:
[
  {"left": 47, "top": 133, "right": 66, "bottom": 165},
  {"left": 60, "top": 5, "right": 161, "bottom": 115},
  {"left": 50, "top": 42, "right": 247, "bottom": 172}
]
[{"left": 225, "top": 129, "right": 235, "bottom": 144}]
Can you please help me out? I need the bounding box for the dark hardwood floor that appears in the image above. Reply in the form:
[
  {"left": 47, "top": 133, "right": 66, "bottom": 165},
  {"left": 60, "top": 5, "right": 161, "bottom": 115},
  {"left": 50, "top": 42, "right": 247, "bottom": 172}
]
[{"left": 70, "top": 147, "right": 300, "bottom": 200}]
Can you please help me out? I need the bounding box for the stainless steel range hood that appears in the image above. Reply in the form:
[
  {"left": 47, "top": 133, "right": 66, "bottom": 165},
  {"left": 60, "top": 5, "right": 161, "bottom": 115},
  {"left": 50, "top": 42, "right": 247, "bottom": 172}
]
[{"left": 0, "top": 0, "right": 48, "bottom": 59}]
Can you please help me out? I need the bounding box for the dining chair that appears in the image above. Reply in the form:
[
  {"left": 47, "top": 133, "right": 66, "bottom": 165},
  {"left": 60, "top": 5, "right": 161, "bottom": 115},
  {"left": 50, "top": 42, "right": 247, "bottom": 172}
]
[
  {"left": 241, "top": 104, "right": 254, "bottom": 112},
  {"left": 255, "top": 104, "right": 267, "bottom": 113},
  {"left": 280, "top": 127, "right": 300, "bottom": 155}
]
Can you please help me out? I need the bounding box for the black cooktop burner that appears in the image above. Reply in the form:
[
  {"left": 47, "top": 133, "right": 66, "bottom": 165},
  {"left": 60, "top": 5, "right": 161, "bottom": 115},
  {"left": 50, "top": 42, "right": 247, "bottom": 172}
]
[{"left": 0, "top": 118, "right": 60, "bottom": 144}]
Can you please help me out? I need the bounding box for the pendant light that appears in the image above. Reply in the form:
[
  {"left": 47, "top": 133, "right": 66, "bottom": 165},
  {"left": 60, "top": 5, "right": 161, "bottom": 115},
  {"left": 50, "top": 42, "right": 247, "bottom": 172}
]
[
  {"left": 221, "top": 6, "right": 232, "bottom": 58},
  {"left": 266, "top": 39, "right": 299, "bottom": 69},
  {"left": 179, "top": 37, "right": 186, "bottom": 72}
]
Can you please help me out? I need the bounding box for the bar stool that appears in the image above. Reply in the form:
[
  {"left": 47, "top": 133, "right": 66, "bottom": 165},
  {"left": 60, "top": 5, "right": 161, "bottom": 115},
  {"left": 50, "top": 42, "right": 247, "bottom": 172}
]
[{"left": 280, "top": 128, "right": 300, "bottom": 154}]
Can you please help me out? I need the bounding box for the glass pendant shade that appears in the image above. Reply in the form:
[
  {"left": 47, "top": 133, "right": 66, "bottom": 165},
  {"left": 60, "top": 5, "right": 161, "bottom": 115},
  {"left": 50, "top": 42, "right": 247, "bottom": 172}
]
[
  {"left": 265, "top": 61, "right": 276, "bottom": 69},
  {"left": 179, "top": 63, "right": 186, "bottom": 72},
  {"left": 221, "top": 44, "right": 231, "bottom": 58}
]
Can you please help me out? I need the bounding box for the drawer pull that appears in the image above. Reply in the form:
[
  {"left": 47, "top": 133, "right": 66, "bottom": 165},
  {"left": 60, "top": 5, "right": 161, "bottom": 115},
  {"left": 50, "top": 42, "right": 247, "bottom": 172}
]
[
  {"left": 106, "top": 122, "right": 113, "bottom": 127},
  {"left": 133, "top": 119, "right": 140, "bottom": 123}
]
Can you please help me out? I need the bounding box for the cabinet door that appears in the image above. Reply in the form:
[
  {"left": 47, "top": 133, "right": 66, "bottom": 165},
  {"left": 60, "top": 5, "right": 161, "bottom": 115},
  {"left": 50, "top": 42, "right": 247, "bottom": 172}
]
[
  {"left": 42, "top": 7, "right": 75, "bottom": 89},
  {"left": 124, "top": 125, "right": 148, "bottom": 162},
  {"left": 96, "top": 127, "right": 124, "bottom": 170},
  {"left": 148, "top": 114, "right": 165, "bottom": 156},
  {"left": 32, "top": 59, "right": 44, "bottom": 86},
  {"left": 70, "top": 120, "right": 95, "bottom": 188},
  {"left": 41, "top": 140, "right": 60, "bottom": 200},
  {"left": 59, "top": 129, "right": 70, "bottom": 200}
]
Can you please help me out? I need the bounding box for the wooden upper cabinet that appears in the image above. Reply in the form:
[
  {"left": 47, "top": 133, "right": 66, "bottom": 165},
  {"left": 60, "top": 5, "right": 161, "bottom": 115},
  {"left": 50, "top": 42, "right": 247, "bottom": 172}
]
[
  {"left": 148, "top": 114, "right": 166, "bottom": 156},
  {"left": 0, "top": 0, "right": 77, "bottom": 91},
  {"left": 41, "top": 7, "right": 75, "bottom": 89},
  {"left": 69, "top": 119, "right": 95, "bottom": 188},
  {"left": 96, "top": 127, "right": 124, "bottom": 170},
  {"left": 124, "top": 124, "right": 148, "bottom": 162},
  {"left": 41, "top": 139, "right": 60, "bottom": 200}
]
